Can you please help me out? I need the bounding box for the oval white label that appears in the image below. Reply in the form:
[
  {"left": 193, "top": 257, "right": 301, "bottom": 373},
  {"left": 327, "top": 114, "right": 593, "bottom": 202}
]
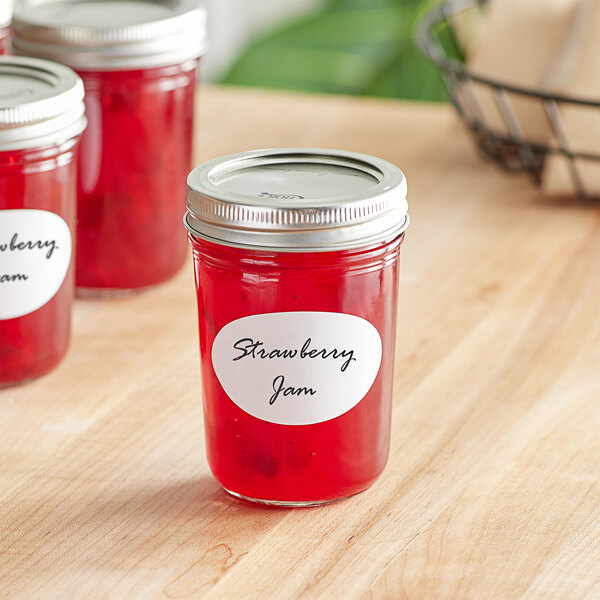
[
  {"left": 0, "top": 209, "right": 72, "bottom": 320},
  {"left": 211, "top": 311, "right": 382, "bottom": 426}
]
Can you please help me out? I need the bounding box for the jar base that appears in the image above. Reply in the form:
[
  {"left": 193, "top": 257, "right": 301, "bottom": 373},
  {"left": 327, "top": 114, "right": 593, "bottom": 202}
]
[
  {"left": 0, "top": 373, "right": 47, "bottom": 389},
  {"left": 223, "top": 487, "right": 366, "bottom": 508}
]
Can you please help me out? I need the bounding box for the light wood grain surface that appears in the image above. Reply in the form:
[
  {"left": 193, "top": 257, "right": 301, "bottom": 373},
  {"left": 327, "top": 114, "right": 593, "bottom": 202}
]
[{"left": 1, "top": 86, "right": 599, "bottom": 600}]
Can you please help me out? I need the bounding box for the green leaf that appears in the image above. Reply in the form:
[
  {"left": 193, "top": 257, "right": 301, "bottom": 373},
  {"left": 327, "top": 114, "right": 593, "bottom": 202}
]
[{"left": 222, "top": 0, "right": 448, "bottom": 101}]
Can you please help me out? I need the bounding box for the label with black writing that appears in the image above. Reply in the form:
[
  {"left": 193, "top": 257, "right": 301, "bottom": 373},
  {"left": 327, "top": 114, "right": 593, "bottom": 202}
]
[
  {"left": 211, "top": 311, "right": 382, "bottom": 425},
  {"left": 0, "top": 209, "right": 72, "bottom": 320}
]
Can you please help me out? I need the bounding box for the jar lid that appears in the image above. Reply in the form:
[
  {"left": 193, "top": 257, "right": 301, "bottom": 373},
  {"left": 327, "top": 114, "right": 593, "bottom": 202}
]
[
  {"left": 12, "top": 0, "right": 207, "bottom": 70},
  {"left": 0, "top": 0, "right": 13, "bottom": 28},
  {"left": 185, "top": 148, "right": 409, "bottom": 252},
  {"left": 0, "top": 56, "right": 86, "bottom": 150}
]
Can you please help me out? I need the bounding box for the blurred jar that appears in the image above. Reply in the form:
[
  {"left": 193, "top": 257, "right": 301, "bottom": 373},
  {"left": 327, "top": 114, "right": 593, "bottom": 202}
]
[
  {"left": 0, "top": 56, "right": 86, "bottom": 386},
  {"left": 0, "top": 0, "right": 13, "bottom": 54},
  {"left": 12, "top": 0, "right": 207, "bottom": 295}
]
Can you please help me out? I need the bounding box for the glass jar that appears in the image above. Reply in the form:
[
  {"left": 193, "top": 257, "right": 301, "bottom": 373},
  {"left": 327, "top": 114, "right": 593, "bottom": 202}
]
[
  {"left": 185, "top": 149, "right": 410, "bottom": 506},
  {"left": 0, "top": 56, "right": 86, "bottom": 386},
  {"left": 12, "top": 0, "right": 207, "bottom": 295}
]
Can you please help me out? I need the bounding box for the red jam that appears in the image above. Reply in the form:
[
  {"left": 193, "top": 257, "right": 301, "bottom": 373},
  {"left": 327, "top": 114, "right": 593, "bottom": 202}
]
[
  {"left": 75, "top": 62, "right": 198, "bottom": 292},
  {"left": 186, "top": 149, "right": 409, "bottom": 505},
  {"left": 1, "top": 57, "right": 84, "bottom": 387},
  {"left": 189, "top": 234, "right": 404, "bottom": 503},
  {"left": 11, "top": 0, "right": 206, "bottom": 294},
  {"left": 0, "top": 141, "right": 79, "bottom": 386}
]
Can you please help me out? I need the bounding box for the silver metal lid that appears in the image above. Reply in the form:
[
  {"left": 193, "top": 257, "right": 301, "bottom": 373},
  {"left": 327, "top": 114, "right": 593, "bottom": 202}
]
[
  {"left": 185, "top": 148, "right": 409, "bottom": 252},
  {"left": 12, "top": 0, "right": 207, "bottom": 70},
  {"left": 0, "top": 0, "right": 13, "bottom": 28},
  {"left": 0, "top": 56, "right": 86, "bottom": 150}
]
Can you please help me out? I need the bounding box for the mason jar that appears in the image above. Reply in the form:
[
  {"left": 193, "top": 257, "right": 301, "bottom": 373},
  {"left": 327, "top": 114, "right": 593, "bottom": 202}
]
[
  {"left": 12, "top": 0, "right": 207, "bottom": 295},
  {"left": 185, "top": 148, "right": 410, "bottom": 506},
  {"left": 0, "top": 56, "right": 86, "bottom": 386}
]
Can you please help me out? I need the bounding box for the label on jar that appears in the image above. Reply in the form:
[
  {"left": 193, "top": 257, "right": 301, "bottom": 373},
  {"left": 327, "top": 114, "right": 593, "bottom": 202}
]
[
  {"left": 211, "top": 311, "right": 383, "bottom": 425},
  {"left": 0, "top": 209, "right": 72, "bottom": 320}
]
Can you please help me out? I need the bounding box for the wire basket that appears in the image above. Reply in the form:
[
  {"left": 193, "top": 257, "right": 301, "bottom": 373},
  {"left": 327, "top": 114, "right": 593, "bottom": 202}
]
[{"left": 416, "top": 0, "right": 600, "bottom": 200}]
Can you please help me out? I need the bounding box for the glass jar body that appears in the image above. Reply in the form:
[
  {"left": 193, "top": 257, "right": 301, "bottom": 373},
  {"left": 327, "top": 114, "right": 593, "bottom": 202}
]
[
  {"left": 75, "top": 60, "right": 198, "bottom": 294},
  {"left": 189, "top": 234, "right": 404, "bottom": 505},
  {"left": 0, "top": 140, "right": 79, "bottom": 386}
]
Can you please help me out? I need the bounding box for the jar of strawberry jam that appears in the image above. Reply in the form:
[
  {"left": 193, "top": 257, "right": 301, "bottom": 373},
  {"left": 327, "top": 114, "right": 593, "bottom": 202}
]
[
  {"left": 12, "top": 0, "right": 207, "bottom": 295},
  {"left": 185, "top": 149, "right": 410, "bottom": 506},
  {"left": 0, "top": 0, "right": 12, "bottom": 54},
  {"left": 0, "top": 56, "right": 86, "bottom": 386}
]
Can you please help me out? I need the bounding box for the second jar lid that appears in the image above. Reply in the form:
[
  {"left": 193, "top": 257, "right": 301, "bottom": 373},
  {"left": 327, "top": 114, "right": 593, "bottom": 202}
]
[
  {"left": 186, "top": 148, "right": 409, "bottom": 252},
  {"left": 12, "top": 0, "right": 207, "bottom": 69},
  {"left": 0, "top": 56, "right": 86, "bottom": 150}
]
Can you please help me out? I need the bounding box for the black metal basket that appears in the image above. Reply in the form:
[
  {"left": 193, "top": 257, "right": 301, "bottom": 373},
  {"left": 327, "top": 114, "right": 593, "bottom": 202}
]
[{"left": 416, "top": 0, "right": 600, "bottom": 200}]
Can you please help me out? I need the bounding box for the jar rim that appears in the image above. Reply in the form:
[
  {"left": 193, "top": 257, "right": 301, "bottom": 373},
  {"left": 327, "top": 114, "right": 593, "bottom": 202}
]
[
  {"left": 185, "top": 148, "right": 409, "bottom": 252},
  {"left": 12, "top": 0, "right": 207, "bottom": 69}
]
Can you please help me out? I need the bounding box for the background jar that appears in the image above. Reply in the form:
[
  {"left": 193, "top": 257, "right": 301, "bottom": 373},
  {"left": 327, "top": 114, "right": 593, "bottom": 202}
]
[
  {"left": 185, "top": 149, "right": 410, "bottom": 506},
  {"left": 12, "top": 0, "right": 207, "bottom": 295},
  {"left": 0, "top": 56, "right": 86, "bottom": 386}
]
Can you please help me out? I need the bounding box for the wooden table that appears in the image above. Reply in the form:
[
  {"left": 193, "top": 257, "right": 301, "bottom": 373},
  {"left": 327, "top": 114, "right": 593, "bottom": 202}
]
[{"left": 1, "top": 86, "right": 599, "bottom": 599}]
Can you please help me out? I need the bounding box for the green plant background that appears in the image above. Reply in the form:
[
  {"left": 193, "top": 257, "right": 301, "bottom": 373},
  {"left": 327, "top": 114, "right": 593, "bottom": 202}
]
[{"left": 221, "top": 0, "right": 450, "bottom": 101}]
